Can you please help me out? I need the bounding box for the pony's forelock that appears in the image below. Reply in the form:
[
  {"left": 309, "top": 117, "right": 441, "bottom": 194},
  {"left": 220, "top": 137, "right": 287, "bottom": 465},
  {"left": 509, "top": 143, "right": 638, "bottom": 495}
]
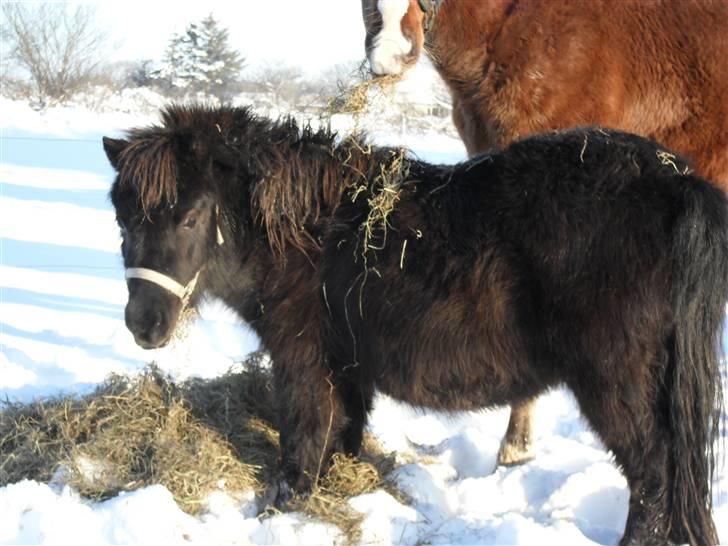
[
  {"left": 117, "top": 134, "right": 178, "bottom": 214},
  {"left": 114, "top": 104, "right": 237, "bottom": 214}
]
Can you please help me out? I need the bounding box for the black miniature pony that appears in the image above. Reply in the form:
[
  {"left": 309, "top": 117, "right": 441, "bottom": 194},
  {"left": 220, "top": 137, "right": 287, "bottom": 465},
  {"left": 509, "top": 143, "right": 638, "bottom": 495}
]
[{"left": 104, "top": 105, "right": 727, "bottom": 546}]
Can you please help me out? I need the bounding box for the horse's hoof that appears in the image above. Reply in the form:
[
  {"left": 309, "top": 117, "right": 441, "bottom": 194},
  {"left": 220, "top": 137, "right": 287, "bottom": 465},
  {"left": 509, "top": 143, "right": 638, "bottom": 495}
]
[
  {"left": 273, "top": 479, "right": 295, "bottom": 509},
  {"left": 497, "top": 439, "right": 535, "bottom": 467}
]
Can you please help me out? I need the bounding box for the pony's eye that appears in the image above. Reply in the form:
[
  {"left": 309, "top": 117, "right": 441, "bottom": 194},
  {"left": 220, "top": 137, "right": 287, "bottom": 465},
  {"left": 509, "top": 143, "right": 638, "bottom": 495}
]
[{"left": 182, "top": 213, "right": 198, "bottom": 229}]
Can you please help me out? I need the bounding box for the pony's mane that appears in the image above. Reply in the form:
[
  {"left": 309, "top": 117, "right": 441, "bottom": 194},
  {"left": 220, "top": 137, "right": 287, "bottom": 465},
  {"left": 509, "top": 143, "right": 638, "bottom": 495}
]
[
  {"left": 250, "top": 131, "right": 385, "bottom": 256},
  {"left": 116, "top": 104, "right": 409, "bottom": 256}
]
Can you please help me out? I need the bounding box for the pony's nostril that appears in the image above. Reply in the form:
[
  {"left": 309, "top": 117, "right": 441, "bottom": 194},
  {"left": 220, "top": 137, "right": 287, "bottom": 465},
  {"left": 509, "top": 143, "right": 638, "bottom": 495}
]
[
  {"left": 125, "top": 303, "right": 172, "bottom": 349},
  {"left": 146, "top": 310, "right": 168, "bottom": 341}
]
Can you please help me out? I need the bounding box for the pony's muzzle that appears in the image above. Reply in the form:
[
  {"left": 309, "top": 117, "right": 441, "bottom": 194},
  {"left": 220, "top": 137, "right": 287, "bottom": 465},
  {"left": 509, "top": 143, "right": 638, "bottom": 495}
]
[{"left": 124, "top": 283, "right": 180, "bottom": 349}]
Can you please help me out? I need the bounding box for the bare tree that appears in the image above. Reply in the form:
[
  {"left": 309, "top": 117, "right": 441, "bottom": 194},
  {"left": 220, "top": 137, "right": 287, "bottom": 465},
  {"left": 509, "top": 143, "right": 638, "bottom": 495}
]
[
  {"left": 248, "top": 62, "right": 305, "bottom": 106},
  {"left": 1, "top": 3, "right": 108, "bottom": 103},
  {"left": 314, "top": 61, "right": 365, "bottom": 98}
]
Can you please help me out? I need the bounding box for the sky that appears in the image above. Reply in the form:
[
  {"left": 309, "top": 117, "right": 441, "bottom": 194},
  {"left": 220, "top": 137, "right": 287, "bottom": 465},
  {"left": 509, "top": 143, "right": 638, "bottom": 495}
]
[{"left": 93, "top": 0, "right": 367, "bottom": 74}]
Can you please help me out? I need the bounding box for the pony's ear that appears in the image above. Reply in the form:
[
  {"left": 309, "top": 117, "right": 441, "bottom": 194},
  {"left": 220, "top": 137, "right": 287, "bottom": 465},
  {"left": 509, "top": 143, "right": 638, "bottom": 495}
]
[{"left": 103, "top": 137, "right": 129, "bottom": 170}]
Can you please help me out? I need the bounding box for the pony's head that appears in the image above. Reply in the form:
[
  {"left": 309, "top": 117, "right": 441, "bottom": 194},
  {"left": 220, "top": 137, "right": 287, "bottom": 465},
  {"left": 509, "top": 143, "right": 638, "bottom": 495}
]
[
  {"left": 105, "top": 104, "right": 369, "bottom": 347},
  {"left": 362, "top": 0, "right": 430, "bottom": 76},
  {"left": 103, "top": 115, "right": 234, "bottom": 349}
]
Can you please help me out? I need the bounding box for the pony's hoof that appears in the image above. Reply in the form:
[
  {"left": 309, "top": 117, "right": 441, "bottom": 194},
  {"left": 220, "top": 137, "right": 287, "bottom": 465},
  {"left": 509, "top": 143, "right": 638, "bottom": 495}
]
[
  {"left": 273, "top": 479, "right": 295, "bottom": 509},
  {"left": 497, "top": 438, "right": 535, "bottom": 467}
]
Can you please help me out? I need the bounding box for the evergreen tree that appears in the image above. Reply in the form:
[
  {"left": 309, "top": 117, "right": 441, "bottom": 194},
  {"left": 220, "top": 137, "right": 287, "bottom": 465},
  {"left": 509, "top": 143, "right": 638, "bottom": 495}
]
[{"left": 154, "top": 14, "right": 243, "bottom": 98}]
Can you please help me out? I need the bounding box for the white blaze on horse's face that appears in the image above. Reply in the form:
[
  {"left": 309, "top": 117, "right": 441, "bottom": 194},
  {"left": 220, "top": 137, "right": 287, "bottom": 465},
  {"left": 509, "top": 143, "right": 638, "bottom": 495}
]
[{"left": 369, "top": 0, "right": 414, "bottom": 75}]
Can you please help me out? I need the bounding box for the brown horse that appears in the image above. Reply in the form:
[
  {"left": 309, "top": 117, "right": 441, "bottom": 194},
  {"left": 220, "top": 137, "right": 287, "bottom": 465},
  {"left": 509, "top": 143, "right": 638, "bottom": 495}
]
[{"left": 362, "top": 0, "right": 728, "bottom": 467}]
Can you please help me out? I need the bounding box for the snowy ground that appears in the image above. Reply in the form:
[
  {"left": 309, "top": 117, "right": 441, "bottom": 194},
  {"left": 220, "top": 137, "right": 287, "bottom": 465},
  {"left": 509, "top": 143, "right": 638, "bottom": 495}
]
[{"left": 1, "top": 96, "right": 726, "bottom": 545}]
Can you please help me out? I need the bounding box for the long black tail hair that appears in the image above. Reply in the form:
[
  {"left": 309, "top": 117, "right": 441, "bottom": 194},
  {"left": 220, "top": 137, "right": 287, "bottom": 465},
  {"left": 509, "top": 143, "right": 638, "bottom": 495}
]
[{"left": 669, "top": 177, "right": 728, "bottom": 545}]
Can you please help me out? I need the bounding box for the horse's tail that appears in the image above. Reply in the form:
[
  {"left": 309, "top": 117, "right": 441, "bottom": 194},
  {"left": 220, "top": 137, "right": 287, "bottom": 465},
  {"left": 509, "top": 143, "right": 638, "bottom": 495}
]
[{"left": 668, "top": 176, "right": 728, "bottom": 545}]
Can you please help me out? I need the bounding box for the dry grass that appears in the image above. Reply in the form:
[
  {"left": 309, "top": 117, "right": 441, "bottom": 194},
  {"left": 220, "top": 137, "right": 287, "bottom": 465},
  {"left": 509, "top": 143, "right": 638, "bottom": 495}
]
[
  {"left": 350, "top": 147, "right": 410, "bottom": 260},
  {"left": 287, "top": 434, "right": 404, "bottom": 544},
  {"left": 656, "top": 149, "right": 691, "bottom": 175},
  {"left": 0, "top": 353, "right": 401, "bottom": 543},
  {"left": 328, "top": 60, "right": 402, "bottom": 115},
  {"left": 0, "top": 363, "right": 264, "bottom": 513},
  {"left": 341, "top": 143, "right": 411, "bottom": 320}
]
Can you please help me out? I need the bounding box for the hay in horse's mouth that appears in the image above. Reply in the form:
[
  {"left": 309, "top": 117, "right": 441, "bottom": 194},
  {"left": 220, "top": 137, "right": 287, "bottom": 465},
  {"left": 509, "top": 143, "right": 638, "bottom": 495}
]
[
  {"left": 327, "top": 60, "right": 403, "bottom": 115},
  {"left": 0, "top": 353, "right": 403, "bottom": 544}
]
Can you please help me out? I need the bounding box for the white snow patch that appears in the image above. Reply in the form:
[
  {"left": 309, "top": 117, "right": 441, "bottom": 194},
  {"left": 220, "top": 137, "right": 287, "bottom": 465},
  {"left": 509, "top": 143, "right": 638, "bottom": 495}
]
[
  {"left": 249, "top": 513, "right": 339, "bottom": 545},
  {"left": 348, "top": 490, "right": 421, "bottom": 545},
  {"left": 493, "top": 513, "right": 601, "bottom": 545},
  {"left": 0, "top": 163, "right": 111, "bottom": 190},
  {"left": 1, "top": 266, "right": 126, "bottom": 306},
  {"left": 0, "top": 352, "right": 37, "bottom": 389},
  {"left": 0, "top": 196, "right": 119, "bottom": 253},
  {"left": 0, "top": 93, "right": 160, "bottom": 138},
  {"left": 440, "top": 427, "right": 500, "bottom": 479},
  {"left": 1, "top": 332, "right": 132, "bottom": 387},
  {"left": 544, "top": 462, "right": 628, "bottom": 541}
]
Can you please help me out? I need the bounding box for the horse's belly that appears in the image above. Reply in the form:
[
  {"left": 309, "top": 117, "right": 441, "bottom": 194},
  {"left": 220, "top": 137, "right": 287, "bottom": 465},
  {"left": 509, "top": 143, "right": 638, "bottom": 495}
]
[{"left": 368, "top": 341, "right": 529, "bottom": 412}]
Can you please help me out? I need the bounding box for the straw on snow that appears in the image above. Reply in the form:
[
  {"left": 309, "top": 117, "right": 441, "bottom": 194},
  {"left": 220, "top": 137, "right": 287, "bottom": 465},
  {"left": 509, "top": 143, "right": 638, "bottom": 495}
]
[{"left": 0, "top": 353, "right": 402, "bottom": 543}]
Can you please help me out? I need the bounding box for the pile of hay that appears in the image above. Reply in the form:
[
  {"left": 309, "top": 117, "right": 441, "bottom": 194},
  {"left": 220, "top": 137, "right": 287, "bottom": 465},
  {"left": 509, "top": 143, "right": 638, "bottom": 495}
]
[
  {"left": 0, "top": 360, "right": 268, "bottom": 513},
  {"left": 0, "top": 353, "right": 401, "bottom": 542}
]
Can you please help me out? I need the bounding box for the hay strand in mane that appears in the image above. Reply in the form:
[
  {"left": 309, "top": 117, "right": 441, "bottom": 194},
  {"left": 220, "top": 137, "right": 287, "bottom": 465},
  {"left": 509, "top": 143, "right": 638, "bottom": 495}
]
[{"left": 350, "top": 147, "right": 409, "bottom": 259}]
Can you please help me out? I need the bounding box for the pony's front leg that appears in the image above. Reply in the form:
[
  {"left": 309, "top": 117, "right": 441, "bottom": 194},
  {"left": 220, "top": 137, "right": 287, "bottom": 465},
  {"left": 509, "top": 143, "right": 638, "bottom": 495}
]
[{"left": 271, "top": 353, "right": 348, "bottom": 505}]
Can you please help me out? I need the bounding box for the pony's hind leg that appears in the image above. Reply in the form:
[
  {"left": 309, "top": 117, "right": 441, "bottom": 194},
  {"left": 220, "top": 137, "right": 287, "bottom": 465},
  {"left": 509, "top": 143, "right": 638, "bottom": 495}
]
[
  {"left": 613, "top": 419, "right": 674, "bottom": 546},
  {"left": 570, "top": 375, "right": 675, "bottom": 545},
  {"left": 498, "top": 398, "right": 537, "bottom": 466}
]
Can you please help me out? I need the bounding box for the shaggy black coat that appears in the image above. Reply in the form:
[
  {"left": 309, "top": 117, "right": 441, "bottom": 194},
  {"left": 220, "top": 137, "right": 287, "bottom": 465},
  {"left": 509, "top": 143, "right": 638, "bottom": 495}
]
[{"left": 104, "top": 105, "right": 727, "bottom": 546}]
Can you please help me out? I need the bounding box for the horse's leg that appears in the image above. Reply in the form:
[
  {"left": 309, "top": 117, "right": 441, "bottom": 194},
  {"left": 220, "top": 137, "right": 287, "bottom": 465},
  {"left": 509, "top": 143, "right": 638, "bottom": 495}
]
[
  {"left": 621, "top": 443, "right": 674, "bottom": 546},
  {"left": 611, "top": 421, "right": 673, "bottom": 546},
  {"left": 457, "top": 90, "right": 537, "bottom": 470},
  {"left": 570, "top": 374, "right": 674, "bottom": 546},
  {"left": 498, "top": 398, "right": 537, "bottom": 466},
  {"left": 272, "top": 354, "right": 348, "bottom": 505},
  {"left": 337, "top": 374, "right": 374, "bottom": 456}
]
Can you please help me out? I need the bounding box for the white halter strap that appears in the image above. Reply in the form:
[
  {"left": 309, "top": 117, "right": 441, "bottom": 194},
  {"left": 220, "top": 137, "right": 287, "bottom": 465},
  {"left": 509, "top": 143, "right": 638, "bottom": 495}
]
[
  {"left": 125, "top": 268, "right": 200, "bottom": 302},
  {"left": 123, "top": 206, "right": 225, "bottom": 303}
]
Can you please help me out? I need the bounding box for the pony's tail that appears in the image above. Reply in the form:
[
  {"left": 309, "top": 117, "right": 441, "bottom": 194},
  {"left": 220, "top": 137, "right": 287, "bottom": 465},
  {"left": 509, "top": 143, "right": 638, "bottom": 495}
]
[{"left": 668, "top": 176, "right": 728, "bottom": 545}]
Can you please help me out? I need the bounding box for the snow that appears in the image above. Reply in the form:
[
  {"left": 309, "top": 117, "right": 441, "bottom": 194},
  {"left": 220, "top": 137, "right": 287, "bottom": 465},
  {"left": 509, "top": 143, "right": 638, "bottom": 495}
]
[
  {"left": 0, "top": 93, "right": 161, "bottom": 139},
  {"left": 1, "top": 94, "right": 727, "bottom": 545}
]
